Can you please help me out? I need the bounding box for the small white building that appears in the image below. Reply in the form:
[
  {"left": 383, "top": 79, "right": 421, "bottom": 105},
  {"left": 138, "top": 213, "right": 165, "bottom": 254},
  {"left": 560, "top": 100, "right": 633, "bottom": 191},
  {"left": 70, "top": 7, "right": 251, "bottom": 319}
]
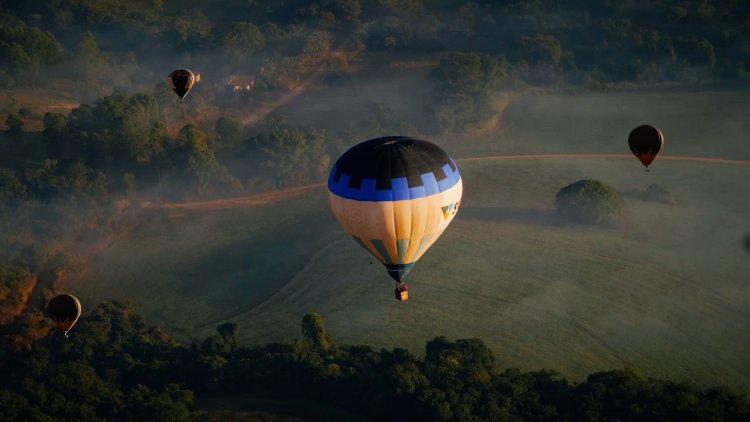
[{"left": 223, "top": 74, "right": 255, "bottom": 92}]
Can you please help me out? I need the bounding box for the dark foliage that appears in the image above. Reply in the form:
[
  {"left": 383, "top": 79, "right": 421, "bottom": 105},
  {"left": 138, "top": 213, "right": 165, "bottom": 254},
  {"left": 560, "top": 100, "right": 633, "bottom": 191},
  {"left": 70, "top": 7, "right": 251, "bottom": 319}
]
[
  {"left": 0, "top": 0, "right": 746, "bottom": 91},
  {"left": 0, "top": 302, "right": 747, "bottom": 421},
  {"left": 555, "top": 179, "right": 625, "bottom": 225}
]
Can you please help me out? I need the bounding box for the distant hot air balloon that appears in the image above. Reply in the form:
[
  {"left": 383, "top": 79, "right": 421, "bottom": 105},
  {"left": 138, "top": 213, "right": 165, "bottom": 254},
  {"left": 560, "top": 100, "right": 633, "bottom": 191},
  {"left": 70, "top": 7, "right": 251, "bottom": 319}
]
[
  {"left": 167, "top": 69, "right": 195, "bottom": 102},
  {"left": 328, "top": 136, "right": 462, "bottom": 301},
  {"left": 48, "top": 293, "right": 81, "bottom": 338},
  {"left": 628, "top": 125, "right": 664, "bottom": 171}
]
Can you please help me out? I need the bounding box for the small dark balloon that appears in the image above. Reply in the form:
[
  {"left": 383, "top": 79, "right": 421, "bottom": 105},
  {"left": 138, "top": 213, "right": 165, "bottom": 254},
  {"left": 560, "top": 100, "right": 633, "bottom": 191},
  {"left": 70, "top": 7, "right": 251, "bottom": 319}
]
[
  {"left": 628, "top": 125, "right": 664, "bottom": 169},
  {"left": 48, "top": 293, "right": 81, "bottom": 337},
  {"left": 167, "top": 69, "right": 195, "bottom": 102}
]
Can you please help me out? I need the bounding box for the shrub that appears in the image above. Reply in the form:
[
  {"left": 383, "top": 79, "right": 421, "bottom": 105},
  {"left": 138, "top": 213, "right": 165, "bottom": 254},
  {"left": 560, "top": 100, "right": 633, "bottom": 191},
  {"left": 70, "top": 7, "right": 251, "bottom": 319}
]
[{"left": 555, "top": 179, "right": 624, "bottom": 225}]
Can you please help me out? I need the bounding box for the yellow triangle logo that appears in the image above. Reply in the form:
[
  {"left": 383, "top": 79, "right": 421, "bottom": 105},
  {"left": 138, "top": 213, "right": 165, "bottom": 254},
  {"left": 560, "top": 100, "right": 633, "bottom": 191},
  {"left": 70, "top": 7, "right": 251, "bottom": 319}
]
[{"left": 441, "top": 203, "right": 454, "bottom": 219}]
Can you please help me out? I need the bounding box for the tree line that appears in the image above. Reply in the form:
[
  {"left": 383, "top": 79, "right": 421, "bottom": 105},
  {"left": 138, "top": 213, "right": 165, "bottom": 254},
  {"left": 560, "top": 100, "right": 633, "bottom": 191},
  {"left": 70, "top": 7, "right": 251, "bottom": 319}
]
[
  {"left": 0, "top": 83, "right": 428, "bottom": 204},
  {"left": 0, "top": 303, "right": 747, "bottom": 421},
  {"left": 0, "top": 0, "right": 746, "bottom": 92},
  {"left": 0, "top": 91, "right": 345, "bottom": 203}
]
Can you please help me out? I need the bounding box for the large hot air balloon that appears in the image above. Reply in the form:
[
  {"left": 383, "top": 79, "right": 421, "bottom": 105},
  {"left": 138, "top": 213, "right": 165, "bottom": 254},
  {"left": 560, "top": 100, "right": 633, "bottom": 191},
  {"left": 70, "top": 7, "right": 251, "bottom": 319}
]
[
  {"left": 628, "top": 125, "right": 664, "bottom": 171},
  {"left": 328, "top": 136, "right": 462, "bottom": 301},
  {"left": 48, "top": 293, "right": 81, "bottom": 338},
  {"left": 167, "top": 69, "right": 195, "bottom": 102}
]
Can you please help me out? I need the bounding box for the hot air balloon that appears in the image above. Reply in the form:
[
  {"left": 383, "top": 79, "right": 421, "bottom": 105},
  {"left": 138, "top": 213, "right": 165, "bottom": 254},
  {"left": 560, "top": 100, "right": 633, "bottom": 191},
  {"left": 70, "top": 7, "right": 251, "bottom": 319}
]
[
  {"left": 628, "top": 125, "right": 664, "bottom": 172},
  {"left": 167, "top": 69, "right": 195, "bottom": 102},
  {"left": 48, "top": 293, "right": 81, "bottom": 338},
  {"left": 328, "top": 136, "right": 462, "bottom": 301}
]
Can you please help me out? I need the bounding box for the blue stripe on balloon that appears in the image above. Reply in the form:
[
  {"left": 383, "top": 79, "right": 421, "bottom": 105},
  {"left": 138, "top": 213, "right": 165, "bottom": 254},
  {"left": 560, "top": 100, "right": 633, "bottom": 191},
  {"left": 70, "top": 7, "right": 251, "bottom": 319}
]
[
  {"left": 328, "top": 161, "right": 460, "bottom": 202},
  {"left": 385, "top": 262, "right": 415, "bottom": 282}
]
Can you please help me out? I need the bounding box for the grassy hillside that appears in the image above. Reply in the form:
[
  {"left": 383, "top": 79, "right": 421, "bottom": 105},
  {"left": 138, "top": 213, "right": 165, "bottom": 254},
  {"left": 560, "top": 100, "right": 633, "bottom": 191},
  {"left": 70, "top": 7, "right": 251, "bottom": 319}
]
[
  {"left": 75, "top": 91, "right": 750, "bottom": 391},
  {"left": 0, "top": 88, "right": 81, "bottom": 132},
  {"left": 446, "top": 90, "right": 750, "bottom": 158}
]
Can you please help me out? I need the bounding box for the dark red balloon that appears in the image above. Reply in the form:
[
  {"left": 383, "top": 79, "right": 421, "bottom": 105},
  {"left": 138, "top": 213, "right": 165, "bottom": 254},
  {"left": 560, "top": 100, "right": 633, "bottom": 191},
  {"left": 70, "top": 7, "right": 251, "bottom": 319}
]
[
  {"left": 48, "top": 293, "right": 81, "bottom": 337},
  {"left": 628, "top": 125, "right": 664, "bottom": 168}
]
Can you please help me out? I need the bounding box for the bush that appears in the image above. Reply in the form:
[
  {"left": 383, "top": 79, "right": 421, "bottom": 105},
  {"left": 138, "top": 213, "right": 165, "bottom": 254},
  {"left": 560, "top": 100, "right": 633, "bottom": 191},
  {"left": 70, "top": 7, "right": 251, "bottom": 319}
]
[
  {"left": 642, "top": 183, "right": 673, "bottom": 204},
  {"left": 555, "top": 179, "right": 624, "bottom": 225}
]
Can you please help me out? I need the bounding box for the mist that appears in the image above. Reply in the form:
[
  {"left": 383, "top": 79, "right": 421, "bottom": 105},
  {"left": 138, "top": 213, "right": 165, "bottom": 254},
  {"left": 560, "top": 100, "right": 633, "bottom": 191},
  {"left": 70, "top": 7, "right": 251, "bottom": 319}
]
[{"left": 1, "top": 0, "right": 749, "bottom": 419}]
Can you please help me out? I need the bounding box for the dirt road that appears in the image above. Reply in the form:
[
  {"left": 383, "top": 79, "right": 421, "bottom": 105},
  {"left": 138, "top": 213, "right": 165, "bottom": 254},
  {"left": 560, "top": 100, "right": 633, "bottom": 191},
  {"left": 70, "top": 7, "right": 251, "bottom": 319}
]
[{"left": 149, "top": 153, "right": 749, "bottom": 211}]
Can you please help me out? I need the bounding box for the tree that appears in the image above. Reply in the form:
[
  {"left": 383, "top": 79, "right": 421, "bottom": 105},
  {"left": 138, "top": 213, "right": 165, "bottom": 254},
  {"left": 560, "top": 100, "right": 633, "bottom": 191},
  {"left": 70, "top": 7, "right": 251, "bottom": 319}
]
[
  {"left": 77, "top": 31, "right": 112, "bottom": 93},
  {"left": 519, "top": 34, "right": 563, "bottom": 66},
  {"left": 165, "top": 9, "right": 214, "bottom": 52},
  {"left": 301, "top": 312, "right": 331, "bottom": 352},
  {"left": 214, "top": 116, "right": 244, "bottom": 153},
  {"left": 431, "top": 53, "right": 509, "bottom": 101},
  {"left": 42, "top": 111, "right": 67, "bottom": 136},
  {"left": 217, "top": 323, "right": 238, "bottom": 350},
  {"left": 145, "top": 121, "right": 167, "bottom": 163},
  {"left": 0, "top": 20, "right": 60, "bottom": 88},
  {"left": 117, "top": 94, "right": 162, "bottom": 163},
  {"left": 324, "top": 0, "right": 362, "bottom": 22},
  {"left": 64, "top": 160, "right": 95, "bottom": 195},
  {"left": 177, "top": 124, "right": 227, "bottom": 195},
  {"left": 23, "top": 159, "right": 65, "bottom": 200},
  {"left": 555, "top": 179, "right": 624, "bottom": 225},
  {"left": 223, "top": 22, "right": 265, "bottom": 58},
  {"left": 4, "top": 113, "right": 22, "bottom": 135},
  {"left": 0, "top": 170, "right": 27, "bottom": 201},
  {"left": 254, "top": 126, "right": 330, "bottom": 186},
  {"left": 429, "top": 52, "right": 510, "bottom": 133},
  {"left": 18, "top": 107, "right": 31, "bottom": 122},
  {"left": 302, "top": 31, "right": 332, "bottom": 59},
  {"left": 0, "top": 263, "right": 36, "bottom": 325}
]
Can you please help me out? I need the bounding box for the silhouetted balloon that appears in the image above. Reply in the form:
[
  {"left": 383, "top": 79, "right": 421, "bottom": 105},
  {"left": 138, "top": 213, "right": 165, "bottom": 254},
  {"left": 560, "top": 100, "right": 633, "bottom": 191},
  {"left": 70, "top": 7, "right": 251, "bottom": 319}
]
[
  {"left": 167, "top": 69, "right": 195, "bottom": 102},
  {"left": 48, "top": 293, "right": 81, "bottom": 338},
  {"left": 628, "top": 125, "right": 664, "bottom": 170},
  {"left": 328, "top": 136, "right": 462, "bottom": 298}
]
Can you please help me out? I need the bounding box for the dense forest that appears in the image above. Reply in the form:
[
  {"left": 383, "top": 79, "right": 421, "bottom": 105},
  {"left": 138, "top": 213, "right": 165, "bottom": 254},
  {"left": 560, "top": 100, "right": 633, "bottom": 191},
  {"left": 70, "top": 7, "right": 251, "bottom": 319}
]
[
  {"left": 1, "top": 305, "right": 748, "bottom": 421},
  {"left": 1, "top": 1, "right": 748, "bottom": 419},
  {"left": 1, "top": 0, "right": 747, "bottom": 90}
]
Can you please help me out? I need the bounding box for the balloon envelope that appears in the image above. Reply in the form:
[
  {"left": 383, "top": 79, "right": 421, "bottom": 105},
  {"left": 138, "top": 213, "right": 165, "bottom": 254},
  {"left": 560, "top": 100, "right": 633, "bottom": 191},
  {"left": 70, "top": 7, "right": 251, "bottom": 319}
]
[
  {"left": 328, "top": 136, "right": 462, "bottom": 282},
  {"left": 48, "top": 293, "right": 81, "bottom": 334},
  {"left": 628, "top": 125, "right": 664, "bottom": 167},
  {"left": 167, "top": 69, "right": 195, "bottom": 101}
]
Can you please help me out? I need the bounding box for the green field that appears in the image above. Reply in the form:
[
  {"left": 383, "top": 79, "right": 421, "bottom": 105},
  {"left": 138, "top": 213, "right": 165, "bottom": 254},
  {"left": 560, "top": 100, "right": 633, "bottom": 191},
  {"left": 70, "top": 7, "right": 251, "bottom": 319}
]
[{"left": 76, "top": 90, "right": 750, "bottom": 392}]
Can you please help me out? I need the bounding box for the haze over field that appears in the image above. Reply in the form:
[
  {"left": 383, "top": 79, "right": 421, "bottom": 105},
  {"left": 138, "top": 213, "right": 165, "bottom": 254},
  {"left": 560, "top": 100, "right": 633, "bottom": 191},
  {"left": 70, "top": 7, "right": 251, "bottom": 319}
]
[
  {"left": 1, "top": 1, "right": 749, "bottom": 420},
  {"left": 74, "top": 91, "right": 750, "bottom": 392}
]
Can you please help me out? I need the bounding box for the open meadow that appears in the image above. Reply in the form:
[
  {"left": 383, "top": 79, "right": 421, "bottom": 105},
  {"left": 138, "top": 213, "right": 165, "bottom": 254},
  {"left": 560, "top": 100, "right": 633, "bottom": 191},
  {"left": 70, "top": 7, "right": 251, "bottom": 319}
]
[{"left": 76, "top": 90, "right": 750, "bottom": 391}]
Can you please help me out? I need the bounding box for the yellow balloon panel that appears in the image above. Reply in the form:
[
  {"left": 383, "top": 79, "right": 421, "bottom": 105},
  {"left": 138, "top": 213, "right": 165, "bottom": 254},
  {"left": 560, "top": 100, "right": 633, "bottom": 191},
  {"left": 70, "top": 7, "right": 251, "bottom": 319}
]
[{"left": 328, "top": 178, "right": 462, "bottom": 266}]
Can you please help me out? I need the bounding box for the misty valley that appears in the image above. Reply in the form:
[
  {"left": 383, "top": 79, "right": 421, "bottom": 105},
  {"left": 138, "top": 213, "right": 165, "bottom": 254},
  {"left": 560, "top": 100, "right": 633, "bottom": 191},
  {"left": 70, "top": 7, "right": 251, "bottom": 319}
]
[{"left": 1, "top": 1, "right": 748, "bottom": 420}]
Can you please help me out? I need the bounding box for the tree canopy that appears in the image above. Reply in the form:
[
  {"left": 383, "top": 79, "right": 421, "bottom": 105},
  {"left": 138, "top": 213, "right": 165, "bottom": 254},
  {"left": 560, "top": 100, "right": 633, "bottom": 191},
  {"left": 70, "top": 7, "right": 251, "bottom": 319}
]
[
  {"left": 0, "top": 302, "right": 747, "bottom": 421},
  {"left": 555, "top": 179, "right": 625, "bottom": 225}
]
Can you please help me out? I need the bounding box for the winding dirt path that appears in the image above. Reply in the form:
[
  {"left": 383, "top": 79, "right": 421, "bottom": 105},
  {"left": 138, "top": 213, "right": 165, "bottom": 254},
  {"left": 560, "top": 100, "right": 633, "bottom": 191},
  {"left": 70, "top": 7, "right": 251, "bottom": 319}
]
[
  {"left": 149, "top": 153, "right": 749, "bottom": 211},
  {"left": 148, "top": 182, "right": 326, "bottom": 211}
]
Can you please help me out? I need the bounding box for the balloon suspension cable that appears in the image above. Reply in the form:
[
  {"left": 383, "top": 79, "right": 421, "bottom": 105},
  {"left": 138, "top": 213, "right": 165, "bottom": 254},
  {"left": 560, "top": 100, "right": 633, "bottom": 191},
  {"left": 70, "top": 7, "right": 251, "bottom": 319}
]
[{"left": 63, "top": 331, "right": 69, "bottom": 339}]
